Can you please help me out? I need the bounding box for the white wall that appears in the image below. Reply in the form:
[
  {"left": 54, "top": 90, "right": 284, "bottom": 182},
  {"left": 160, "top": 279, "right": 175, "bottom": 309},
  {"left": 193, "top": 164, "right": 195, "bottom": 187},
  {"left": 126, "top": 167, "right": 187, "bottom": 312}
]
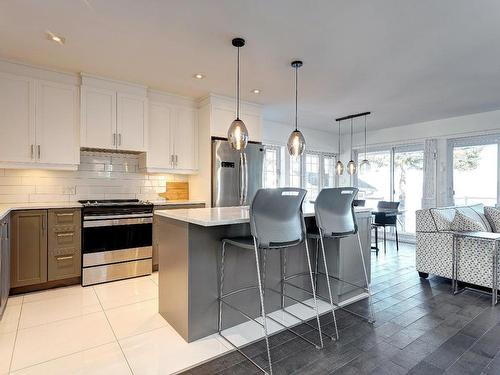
[
  {"left": 263, "top": 120, "right": 337, "bottom": 153},
  {"left": 349, "top": 109, "right": 500, "bottom": 206}
]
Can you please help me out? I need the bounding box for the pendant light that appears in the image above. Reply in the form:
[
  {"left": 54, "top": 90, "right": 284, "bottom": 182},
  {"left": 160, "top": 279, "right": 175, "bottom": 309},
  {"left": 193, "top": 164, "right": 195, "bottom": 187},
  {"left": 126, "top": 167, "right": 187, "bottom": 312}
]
[
  {"left": 227, "top": 38, "right": 249, "bottom": 151},
  {"left": 347, "top": 118, "right": 357, "bottom": 175},
  {"left": 359, "top": 114, "right": 371, "bottom": 173},
  {"left": 335, "top": 120, "right": 344, "bottom": 175},
  {"left": 287, "top": 60, "right": 306, "bottom": 156}
]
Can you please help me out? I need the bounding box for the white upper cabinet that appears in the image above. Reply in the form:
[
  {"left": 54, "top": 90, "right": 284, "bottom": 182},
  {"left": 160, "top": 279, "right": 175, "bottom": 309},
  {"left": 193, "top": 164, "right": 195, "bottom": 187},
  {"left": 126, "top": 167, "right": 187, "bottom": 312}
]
[
  {"left": 174, "top": 107, "right": 198, "bottom": 171},
  {"left": 80, "top": 74, "right": 148, "bottom": 152},
  {"left": 36, "top": 80, "right": 79, "bottom": 165},
  {"left": 140, "top": 97, "right": 198, "bottom": 174},
  {"left": 80, "top": 86, "right": 116, "bottom": 149},
  {"left": 0, "top": 71, "right": 79, "bottom": 170},
  {"left": 0, "top": 72, "right": 35, "bottom": 164},
  {"left": 117, "top": 93, "right": 147, "bottom": 151},
  {"left": 146, "top": 101, "right": 173, "bottom": 169}
]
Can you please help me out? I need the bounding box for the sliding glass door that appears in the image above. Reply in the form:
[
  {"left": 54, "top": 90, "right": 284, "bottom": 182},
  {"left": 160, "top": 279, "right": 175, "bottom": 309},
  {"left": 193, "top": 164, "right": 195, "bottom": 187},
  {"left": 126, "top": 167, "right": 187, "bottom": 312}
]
[{"left": 357, "top": 145, "right": 424, "bottom": 234}]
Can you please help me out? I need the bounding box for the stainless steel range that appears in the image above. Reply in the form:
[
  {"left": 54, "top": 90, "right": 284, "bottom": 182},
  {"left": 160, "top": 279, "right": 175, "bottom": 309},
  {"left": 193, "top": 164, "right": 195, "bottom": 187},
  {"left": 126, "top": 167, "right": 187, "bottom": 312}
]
[{"left": 79, "top": 199, "right": 154, "bottom": 286}]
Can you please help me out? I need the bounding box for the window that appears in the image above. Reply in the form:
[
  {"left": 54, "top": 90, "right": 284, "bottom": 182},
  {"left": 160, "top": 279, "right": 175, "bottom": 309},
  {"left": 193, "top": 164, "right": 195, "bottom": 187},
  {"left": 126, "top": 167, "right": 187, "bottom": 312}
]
[
  {"left": 263, "top": 145, "right": 281, "bottom": 188},
  {"left": 450, "top": 136, "right": 499, "bottom": 206},
  {"left": 289, "top": 156, "right": 302, "bottom": 188},
  {"left": 357, "top": 144, "right": 424, "bottom": 234},
  {"left": 304, "top": 153, "right": 320, "bottom": 200},
  {"left": 323, "top": 155, "right": 336, "bottom": 188}
]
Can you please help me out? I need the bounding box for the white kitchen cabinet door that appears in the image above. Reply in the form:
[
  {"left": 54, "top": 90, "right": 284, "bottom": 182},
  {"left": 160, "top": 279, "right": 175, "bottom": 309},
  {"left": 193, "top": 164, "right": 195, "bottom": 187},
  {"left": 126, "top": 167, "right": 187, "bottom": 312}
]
[
  {"left": 117, "top": 93, "right": 147, "bottom": 152},
  {"left": 0, "top": 72, "right": 35, "bottom": 163},
  {"left": 80, "top": 86, "right": 116, "bottom": 149},
  {"left": 36, "top": 81, "right": 79, "bottom": 165},
  {"left": 147, "top": 102, "right": 173, "bottom": 169},
  {"left": 174, "top": 107, "right": 198, "bottom": 171}
]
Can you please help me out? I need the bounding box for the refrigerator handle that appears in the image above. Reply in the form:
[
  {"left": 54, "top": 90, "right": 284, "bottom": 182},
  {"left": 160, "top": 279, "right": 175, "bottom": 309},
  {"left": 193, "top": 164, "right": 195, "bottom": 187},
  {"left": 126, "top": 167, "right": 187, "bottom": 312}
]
[{"left": 242, "top": 152, "right": 248, "bottom": 205}]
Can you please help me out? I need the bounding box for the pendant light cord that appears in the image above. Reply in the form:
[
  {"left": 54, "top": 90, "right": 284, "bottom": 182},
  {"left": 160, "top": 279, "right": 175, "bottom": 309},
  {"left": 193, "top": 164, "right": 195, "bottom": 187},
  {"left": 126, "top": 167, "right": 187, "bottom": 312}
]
[
  {"left": 364, "top": 115, "right": 367, "bottom": 159},
  {"left": 295, "top": 66, "right": 298, "bottom": 131},
  {"left": 350, "top": 118, "right": 353, "bottom": 160},
  {"left": 338, "top": 120, "right": 341, "bottom": 156},
  {"left": 236, "top": 47, "right": 240, "bottom": 119}
]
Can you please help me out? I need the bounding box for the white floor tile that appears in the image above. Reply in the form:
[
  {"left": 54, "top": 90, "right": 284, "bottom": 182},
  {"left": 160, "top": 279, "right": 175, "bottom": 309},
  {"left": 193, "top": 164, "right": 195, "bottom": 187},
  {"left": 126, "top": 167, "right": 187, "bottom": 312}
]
[
  {"left": 10, "top": 342, "right": 131, "bottom": 375},
  {"left": 22, "top": 284, "right": 89, "bottom": 304},
  {"left": 11, "top": 311, "right": 116, "bottom": 371},
  {"left": 0, "top": 332, "right": 16, "bottom": 375},
  {"left": 19, "top": 288, "right": 102, "bottom": 329},
  {"left": 149, "top": 272, "right": 159, "bottom": 285},
  {"left": 105, "top": 299, "right": 167, "bottom": 340},
  {"left": 93, "top": 277, "right": 158, "bottom": 310},
  {"left": 6, "top": 296, "right": 23, "bottom": 307},
  {"left": 0, "top": 304, "right": 21, "bottom": 334},
  {"left": 120, "top": 325, "right": 229, "bottom": 375}
]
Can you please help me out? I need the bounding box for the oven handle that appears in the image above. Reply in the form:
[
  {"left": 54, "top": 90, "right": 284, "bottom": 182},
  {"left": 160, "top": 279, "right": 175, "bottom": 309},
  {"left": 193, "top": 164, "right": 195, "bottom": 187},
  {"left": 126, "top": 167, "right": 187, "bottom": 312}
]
[
  {"left": 83, "top": 213, "right": 153, "bottom": 221},
  {"left": 83, "top": 217, "right": 153, "bottom": 228}
]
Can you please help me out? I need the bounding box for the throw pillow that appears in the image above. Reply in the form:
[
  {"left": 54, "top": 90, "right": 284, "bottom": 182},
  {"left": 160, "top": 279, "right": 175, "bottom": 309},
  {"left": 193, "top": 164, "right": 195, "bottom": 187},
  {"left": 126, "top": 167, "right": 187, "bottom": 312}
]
[
  {"left": 485, "top": 206, "right": 500, "bottom": 233},
  {"left": 450, "top": 210, "right": 487, "bottom": 232}
]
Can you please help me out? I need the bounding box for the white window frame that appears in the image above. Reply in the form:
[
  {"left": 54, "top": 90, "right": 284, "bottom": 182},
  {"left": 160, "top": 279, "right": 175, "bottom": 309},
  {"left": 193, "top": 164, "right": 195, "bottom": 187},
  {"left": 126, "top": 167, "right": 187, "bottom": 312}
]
[
  {"left": 262, "top": 144, "right": 282, "bottom": 188},
  {"left": 447, "top": 134, "right": 500, "bottom": 206}
]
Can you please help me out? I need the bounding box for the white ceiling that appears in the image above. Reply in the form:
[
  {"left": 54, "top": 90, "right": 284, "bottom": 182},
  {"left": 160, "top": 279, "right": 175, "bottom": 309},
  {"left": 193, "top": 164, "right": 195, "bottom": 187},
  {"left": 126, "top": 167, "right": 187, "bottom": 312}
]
[{"left": 1, "top": 0, "right": 500, "bottom": 132}]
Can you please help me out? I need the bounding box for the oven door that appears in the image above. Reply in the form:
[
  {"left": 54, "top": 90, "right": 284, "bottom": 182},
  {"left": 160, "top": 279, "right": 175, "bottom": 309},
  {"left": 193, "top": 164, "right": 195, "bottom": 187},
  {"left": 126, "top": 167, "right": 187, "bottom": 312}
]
[{"left": 82, "top": 216, "right": 152, "bottom": 254}]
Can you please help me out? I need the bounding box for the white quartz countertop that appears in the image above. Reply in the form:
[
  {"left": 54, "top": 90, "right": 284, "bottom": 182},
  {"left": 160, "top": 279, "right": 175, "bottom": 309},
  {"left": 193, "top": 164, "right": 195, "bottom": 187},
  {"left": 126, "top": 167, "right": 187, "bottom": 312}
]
[
  {"left": 149, "top": 199, "right": 206, "bottom": 206},
  {"left": 155, "top": 204, "right": 372, "bottom": 227},
  {"left": 0, "top": 201, "right": 83, "bottom": 220}
]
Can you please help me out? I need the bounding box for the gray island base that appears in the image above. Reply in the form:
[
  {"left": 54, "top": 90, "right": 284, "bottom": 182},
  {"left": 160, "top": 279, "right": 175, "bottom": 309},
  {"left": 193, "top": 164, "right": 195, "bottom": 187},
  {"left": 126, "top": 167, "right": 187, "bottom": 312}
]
[{"left": 155, "top": 206, "right": 372, "bottom": 342}]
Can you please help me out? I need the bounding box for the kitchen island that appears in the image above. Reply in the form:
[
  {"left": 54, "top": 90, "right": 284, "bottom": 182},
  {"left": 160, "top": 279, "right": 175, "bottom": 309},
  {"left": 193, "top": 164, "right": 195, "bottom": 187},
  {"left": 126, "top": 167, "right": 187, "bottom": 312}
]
[{"left": 155, "top": 205, "right": 372, "bottom": 342}]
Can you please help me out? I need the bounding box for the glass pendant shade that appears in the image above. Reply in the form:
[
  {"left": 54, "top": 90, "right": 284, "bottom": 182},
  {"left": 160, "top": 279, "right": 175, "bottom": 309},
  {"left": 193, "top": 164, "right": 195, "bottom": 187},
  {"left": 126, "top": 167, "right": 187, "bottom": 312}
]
[
  {"left": 227, "top": 118, "right": 248, "bottom": 151},
  {"left": 359, "top": 159, "right": 371, "bottom": 173},
  {"left": 335, "top": 160, "right": 344, "bottom": 175},
  {"left": 347, "top": 160, "right": 357, "bottom": 175},
  {"left": 287, "top": 130, "right": 306, "bottom": 156}
]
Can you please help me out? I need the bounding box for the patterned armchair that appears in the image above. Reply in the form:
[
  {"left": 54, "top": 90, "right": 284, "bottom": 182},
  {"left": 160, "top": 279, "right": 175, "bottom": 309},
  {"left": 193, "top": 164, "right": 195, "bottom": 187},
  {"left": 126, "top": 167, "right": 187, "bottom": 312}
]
[{"left": 416, "top": 204, "right": 499, "bottom": 288}]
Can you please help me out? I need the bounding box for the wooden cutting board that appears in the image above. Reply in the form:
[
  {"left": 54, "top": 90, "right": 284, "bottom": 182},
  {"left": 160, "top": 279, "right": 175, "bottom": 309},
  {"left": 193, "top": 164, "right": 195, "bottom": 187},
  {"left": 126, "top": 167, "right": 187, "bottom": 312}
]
[{"left": 159, "top": 182, "right": 189, "bottom": 201}]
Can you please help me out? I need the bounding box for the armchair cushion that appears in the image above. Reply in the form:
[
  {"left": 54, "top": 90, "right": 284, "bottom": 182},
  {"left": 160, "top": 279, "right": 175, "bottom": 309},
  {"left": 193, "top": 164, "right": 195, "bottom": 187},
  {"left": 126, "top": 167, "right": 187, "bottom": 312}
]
[
  {"left": 450, "top": 210, "right": 488, "bottom": 232},
  {"left": 485, "top": 206, "right": 500, "bottom": 233}
]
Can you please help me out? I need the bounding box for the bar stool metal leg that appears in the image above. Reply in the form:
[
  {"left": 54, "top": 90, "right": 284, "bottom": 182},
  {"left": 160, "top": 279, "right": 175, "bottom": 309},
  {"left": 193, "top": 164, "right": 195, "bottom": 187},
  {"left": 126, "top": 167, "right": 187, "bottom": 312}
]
[
  {"left": 314, "top": 238, "right": 320, "bottom": 293},
  {"left": 357, "top": 233, "right": 375, "bottom": 323},
  {"left": 304, "top": 238, "right": 324, "bottom": 348},
  {"left": 318, "top": 230, "right": 339, "bottom": 340},
  {"left": 218, "top": 242, "right": 226, "bottom": 333},
  {"left": 280, "top": 248, "right": 286, "bottom": 309},
  {"left": 253, "top": 237, "right": 273, "bottom": 375}
]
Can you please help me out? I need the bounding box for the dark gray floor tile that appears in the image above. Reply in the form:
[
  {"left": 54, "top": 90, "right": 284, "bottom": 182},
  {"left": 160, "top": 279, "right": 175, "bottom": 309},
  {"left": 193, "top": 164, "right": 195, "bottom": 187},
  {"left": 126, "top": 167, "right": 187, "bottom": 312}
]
[
  {"left": 407, "top": 361, "right": 443, "bottom": 375},
  {"left": 443, "top": 349, "right": 492, "bottom": 375},
  {"left": 390, "top": 339, "right": 438, "bottom": 370},
  {"left": 369, "top": 360, "right": 408, "bottom": 375},
  {"left": 424, "top": 333, "right": 477, "bottom": 370}
]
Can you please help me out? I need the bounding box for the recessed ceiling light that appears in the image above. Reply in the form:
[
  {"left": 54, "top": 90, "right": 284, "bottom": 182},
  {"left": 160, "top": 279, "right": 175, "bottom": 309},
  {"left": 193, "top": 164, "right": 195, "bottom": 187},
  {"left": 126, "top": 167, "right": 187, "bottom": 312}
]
[
  {"left": 46, "top": 31, "right": 65, "bottom": 45},
  {"left": 193, "top": 73, "right": 205, "bottom": 79},
  {"left": 251, "top": 89, "right": 261, "bottom": 94}
]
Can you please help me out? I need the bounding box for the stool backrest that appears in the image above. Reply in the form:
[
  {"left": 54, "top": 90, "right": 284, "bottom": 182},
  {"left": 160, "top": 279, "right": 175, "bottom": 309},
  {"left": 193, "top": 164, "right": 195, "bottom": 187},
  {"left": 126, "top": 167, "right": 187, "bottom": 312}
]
[
  {"left": 250, "top": 188, "right": 306, "bottom": 248},
  {"left": 314, "top": 187, "right": 358, "bottom": 236},
  {"left": 377, "top": 201, "right": 400, "bottom": 210}
]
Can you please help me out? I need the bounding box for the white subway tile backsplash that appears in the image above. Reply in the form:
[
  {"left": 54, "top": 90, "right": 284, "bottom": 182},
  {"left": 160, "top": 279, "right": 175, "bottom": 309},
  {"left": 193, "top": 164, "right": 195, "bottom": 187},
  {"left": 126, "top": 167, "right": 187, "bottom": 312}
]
[{"left": 0, "top": 151, "right": 181, "bottom": 204}]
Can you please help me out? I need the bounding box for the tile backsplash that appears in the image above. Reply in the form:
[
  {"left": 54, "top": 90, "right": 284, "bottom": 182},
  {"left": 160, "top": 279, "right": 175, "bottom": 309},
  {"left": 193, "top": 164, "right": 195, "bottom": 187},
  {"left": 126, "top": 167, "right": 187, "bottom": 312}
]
[{"left": 0, "top": 151, "right": 187, "bottom": 204}]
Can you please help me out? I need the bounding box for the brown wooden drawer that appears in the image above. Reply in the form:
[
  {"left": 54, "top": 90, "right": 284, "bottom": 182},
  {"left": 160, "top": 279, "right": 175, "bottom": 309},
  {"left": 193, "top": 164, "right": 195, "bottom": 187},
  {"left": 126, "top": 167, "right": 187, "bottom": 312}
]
[{"left": 47, "top": 209, "right": 81, "bottom": 281}]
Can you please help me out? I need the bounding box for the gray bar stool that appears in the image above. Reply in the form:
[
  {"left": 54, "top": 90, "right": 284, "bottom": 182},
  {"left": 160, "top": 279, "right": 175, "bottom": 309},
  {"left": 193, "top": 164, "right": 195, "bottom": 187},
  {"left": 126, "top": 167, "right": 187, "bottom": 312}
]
[
  {"left": 308, "top": 187, "right": 375, "bottom": 337},
  {"left": 218, "top": 188, "right": 324, "bottom": 375}
]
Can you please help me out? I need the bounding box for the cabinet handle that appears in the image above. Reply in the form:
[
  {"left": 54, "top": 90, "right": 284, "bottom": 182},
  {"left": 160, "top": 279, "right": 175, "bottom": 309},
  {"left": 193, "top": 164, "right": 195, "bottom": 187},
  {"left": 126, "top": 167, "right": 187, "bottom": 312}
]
[
  {"left": 56, "top": 213, "right": 74, "bottom": 217},
  {"left": 57, "top": 233, "right": 74, "bottom": 238},
  {"left": 119, "top": 133, "right": 122, "bottom": 146},
  {"left": 56, "top": 255, "right": 73, "bottom": 261},
  {"left": 31, "top": 145, "right": 34, "bottom": 159},
  {"left": 113, "top": 133, "right": 116, "bottom": 146},
  {"left": 175, "top": 154, "right": 178, "bottom": 166},
  {"left": 37, "top": 145, "right": 41, "bottom": 159}
]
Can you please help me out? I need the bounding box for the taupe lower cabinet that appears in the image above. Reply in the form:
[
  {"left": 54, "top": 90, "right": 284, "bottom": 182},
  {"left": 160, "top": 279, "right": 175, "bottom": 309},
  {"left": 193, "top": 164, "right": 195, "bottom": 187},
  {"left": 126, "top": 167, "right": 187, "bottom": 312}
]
[
  {"left": 47, "top": 209, "right": 81, "bottom": 281},
  {"left": 10, "top": 208, "right": 81, "bottom": 288},
  {"left": 10, "top": 210, "right": 48, "bottom": 288}
]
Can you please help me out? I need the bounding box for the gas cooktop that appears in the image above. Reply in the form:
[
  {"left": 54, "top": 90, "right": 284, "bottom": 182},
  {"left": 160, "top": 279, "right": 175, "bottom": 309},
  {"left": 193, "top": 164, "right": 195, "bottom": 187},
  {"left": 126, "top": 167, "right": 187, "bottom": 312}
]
[{"left": 78, "top": 199, "right": 153, "bottom": 207}]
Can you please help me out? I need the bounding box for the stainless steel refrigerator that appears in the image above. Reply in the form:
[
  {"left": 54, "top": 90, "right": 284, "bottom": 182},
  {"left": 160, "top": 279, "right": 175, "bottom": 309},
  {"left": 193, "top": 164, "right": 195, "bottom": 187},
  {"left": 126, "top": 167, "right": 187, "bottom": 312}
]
[{"left": 212, "top": 139, "right": 264, "bottom": 207}]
